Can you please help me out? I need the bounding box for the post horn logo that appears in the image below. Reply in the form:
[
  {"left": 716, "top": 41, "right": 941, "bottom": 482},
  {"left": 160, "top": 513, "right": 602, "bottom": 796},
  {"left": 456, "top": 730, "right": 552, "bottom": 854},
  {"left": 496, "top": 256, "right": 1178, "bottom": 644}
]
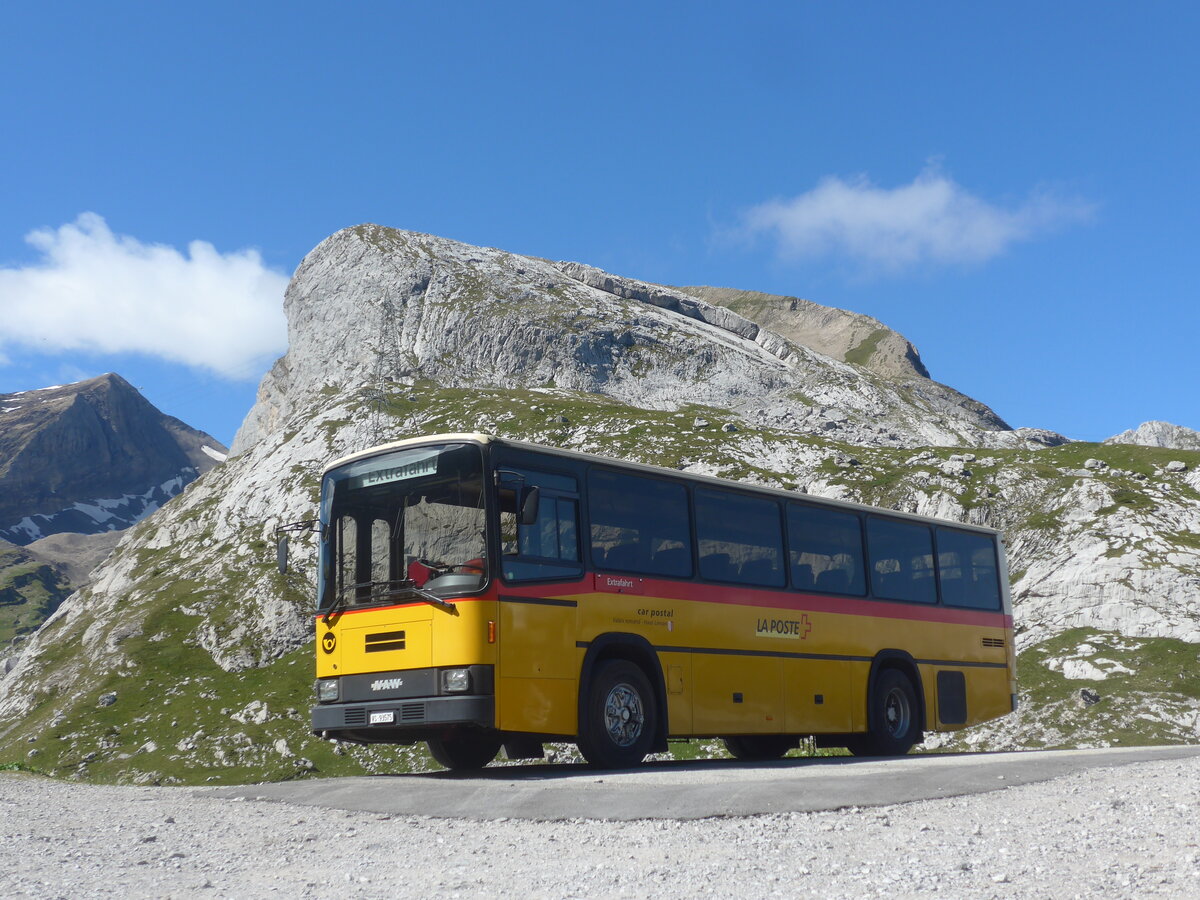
[{"left": 321, "top": 631, "right": 337, "bottom": 654}]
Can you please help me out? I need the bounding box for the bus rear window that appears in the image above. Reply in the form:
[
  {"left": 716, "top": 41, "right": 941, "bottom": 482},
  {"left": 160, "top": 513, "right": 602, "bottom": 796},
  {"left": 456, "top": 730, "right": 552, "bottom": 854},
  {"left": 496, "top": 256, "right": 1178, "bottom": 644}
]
[{"left": 937, "top": 528, "right": 1002, "bottom": 610}]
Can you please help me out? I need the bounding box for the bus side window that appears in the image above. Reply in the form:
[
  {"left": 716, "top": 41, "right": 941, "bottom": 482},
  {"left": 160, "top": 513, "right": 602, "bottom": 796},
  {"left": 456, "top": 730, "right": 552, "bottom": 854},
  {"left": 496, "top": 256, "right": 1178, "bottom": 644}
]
[
  {"left": 866, "top": 518, "right": 937, "bottom": 604},
  {"left": 786, "top": 504, "right": 866, "bottom": 596},
  {"left": 588, "top": 468, "right": 692, "bottom": 578},
  {"left": 695, "top": 488, "right": 785, "bottom": 587},
  {"left": 499, "top": 470, "right": 583, "bottom": 582}
]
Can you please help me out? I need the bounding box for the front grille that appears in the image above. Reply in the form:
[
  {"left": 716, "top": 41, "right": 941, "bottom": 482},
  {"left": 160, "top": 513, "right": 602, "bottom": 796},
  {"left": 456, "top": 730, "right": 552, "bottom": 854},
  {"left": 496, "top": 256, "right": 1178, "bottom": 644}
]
[
  {"left": 400, "top": 703, "right": 425, "bottom": 722},
  {"left": 344, "top": 707, "right": 367, "bottom": 725},
  {"left": 365, "top": 630, "right": 407, "bottom": 653}
]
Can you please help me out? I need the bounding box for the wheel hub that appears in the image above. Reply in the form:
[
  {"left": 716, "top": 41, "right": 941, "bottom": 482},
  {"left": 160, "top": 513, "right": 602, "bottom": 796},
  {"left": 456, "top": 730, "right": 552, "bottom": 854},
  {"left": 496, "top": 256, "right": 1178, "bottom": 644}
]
[
  {"left": 884, "top": 688, "right": 910, "bottom": 737},
  {"left": 603, "top": 682, "right": 644, "bottom": 748}
]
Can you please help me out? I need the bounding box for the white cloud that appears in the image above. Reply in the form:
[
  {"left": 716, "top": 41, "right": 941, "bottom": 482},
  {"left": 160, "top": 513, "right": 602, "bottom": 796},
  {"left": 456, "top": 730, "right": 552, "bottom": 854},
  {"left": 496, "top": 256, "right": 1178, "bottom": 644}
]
[
  {"left": 0, "top": 213, "right": 289, "bottom": 379},
  {"left": 741, "top": 166, "right": 1095, "bottom": 271}
]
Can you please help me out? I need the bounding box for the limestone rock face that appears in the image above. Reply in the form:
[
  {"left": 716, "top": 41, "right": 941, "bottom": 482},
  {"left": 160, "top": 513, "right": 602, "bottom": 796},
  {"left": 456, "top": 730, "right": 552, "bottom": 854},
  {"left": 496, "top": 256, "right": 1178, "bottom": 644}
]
[
  {"left": 232, "top": 225, "right": 1017, "bottom": 454},
  {"left": 0, "top": 374, "right": 227, "bottom": 544},
  {"left": 680, "top": 285, "right": 932, "bottom": 380},
  {"left": 1105, "top": 421, "right": 1200, "bottom": 451}
]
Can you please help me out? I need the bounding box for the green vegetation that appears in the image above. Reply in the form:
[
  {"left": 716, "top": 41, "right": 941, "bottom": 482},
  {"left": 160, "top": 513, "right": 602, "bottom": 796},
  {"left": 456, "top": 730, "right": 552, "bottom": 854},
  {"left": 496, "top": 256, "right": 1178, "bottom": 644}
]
[
  {"left": 934, "top": 628, "right": 1200, "bottom": 752},
  {"left": 844, "top": 328, "right": 888, "bottom": 368},
  {"left": 0, "top": 547, "right": 73, "bottom": 647}
]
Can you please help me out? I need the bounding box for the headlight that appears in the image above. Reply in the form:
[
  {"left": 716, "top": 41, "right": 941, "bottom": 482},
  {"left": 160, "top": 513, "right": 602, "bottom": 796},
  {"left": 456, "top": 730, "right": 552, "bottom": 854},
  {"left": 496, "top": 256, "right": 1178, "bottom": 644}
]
[
  {"left": 316, "top": 678, "right": 339, "bottom": 702},
  {"left": 442, "top": 668, "right": 470, "bottom": 693}
]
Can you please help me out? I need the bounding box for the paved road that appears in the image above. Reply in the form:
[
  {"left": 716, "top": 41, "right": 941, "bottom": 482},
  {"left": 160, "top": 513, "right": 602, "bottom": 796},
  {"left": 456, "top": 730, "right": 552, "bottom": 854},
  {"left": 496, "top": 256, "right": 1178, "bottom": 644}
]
[{"left": 209, "top": 744, "right": 1200, "bottom": 821}]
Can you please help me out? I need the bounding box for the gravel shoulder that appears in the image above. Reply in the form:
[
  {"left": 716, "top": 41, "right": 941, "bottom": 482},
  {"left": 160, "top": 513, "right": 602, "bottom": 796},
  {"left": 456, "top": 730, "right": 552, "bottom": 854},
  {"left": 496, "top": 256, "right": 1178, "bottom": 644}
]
[{"left": 3, "top": 755, "right": 1200, "bottom": 899}]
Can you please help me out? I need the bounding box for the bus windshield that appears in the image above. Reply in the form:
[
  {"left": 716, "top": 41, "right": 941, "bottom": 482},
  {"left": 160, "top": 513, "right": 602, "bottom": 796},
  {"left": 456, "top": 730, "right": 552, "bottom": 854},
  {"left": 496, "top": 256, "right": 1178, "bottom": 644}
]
[{"left": 318, "top": 442, "right": 487, "bottom": 610}]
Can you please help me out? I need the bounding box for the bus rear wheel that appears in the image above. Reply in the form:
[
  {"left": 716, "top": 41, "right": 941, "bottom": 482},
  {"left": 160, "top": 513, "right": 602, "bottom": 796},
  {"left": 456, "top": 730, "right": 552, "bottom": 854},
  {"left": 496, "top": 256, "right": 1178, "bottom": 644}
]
[
  {"left": 427, "top": 733, "right": 502, "bottom": 771},
  {"left": 848, "top": 668, "right": 921, "bottom": 757},
  {"left": 578, "top": 659, "right": 656, "bottom": 769},
  {"left": 723, "top": 735, "right": 797, "bottom": 761}
]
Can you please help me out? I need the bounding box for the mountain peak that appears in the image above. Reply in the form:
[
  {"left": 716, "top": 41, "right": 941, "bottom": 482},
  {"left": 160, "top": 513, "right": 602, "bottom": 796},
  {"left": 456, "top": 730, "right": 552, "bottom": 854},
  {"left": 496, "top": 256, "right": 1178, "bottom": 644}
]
[
  {"left": 0, "top": 375, "right": 228, "bottom": 544},
  {"left": 232, "top": 225, "right": 1012, "bottom": 454}
]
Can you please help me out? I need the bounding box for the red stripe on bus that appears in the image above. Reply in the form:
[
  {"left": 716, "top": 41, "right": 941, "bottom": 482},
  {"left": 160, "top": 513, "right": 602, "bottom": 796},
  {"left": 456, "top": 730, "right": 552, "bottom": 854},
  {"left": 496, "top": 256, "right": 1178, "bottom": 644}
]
[{"left": 498, "top": 575, "right": 1014, "bottom": 628}]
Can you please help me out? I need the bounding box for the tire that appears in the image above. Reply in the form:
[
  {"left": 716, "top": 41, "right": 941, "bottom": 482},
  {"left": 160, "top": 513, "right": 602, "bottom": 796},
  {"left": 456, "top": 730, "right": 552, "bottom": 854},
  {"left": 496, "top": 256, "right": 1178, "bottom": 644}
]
[
  {"left": 723, "top": 735, "right": 797, "bottom": 761},
  {"left": 577, "top": 659, "right": 657, "bottom": 769},
  {"left": 848, "top": 668, "right": 921, "bottom": 757},
  {"left": 427, "top": 733, "right": 502, "bottom": 771}
]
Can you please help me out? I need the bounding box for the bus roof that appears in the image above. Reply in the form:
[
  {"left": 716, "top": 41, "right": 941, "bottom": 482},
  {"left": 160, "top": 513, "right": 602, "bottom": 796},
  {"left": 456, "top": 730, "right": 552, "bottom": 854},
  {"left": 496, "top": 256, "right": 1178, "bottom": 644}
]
[{"left": 323, "top": 432, "right": 1003, "bottom": 537}]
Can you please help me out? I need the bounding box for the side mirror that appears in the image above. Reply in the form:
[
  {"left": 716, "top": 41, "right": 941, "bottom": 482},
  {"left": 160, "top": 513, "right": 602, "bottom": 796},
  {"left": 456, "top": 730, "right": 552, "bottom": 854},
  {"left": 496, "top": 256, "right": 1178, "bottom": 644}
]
[
  {"left": 277, "top": 534, "right": 289, "bottom": 574},
  {"left": 519, "top": 486, "right": 541, "bottom": 526}
]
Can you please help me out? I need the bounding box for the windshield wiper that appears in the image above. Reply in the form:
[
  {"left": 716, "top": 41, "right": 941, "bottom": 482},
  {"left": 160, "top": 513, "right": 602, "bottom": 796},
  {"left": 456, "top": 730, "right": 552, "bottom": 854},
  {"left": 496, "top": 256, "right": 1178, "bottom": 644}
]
[
  {"left": 323, "top": 579, "right": 456, "bottom": 624},
  {"left": 402, "top": 581, "right": 458, "bottom": 615}
]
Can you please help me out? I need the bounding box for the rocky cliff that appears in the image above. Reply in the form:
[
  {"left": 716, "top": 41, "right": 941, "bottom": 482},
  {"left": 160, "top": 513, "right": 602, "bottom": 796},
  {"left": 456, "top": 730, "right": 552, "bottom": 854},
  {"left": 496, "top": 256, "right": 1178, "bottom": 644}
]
[
  {"left": 680, "top": 285, "right": 932, "bottom": 380},
  {"left": 0, "top": 374, "right": 228, "bottom": 545},
  {"left": 0, "top": 225, "right": 1196, "bottom": 784},
  {"left": 1106, "top": 421, "right": 1200, "bottom": 451},
  {"left": 231, "top": 226, "right": 1028, "bottom": 455}
]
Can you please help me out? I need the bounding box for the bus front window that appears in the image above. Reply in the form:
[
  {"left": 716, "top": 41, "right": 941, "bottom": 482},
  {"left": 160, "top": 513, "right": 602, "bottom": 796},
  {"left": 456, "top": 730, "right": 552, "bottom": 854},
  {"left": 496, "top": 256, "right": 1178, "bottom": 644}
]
[{"left": 318, "top": 443, "right": 487, "bottom": 610}]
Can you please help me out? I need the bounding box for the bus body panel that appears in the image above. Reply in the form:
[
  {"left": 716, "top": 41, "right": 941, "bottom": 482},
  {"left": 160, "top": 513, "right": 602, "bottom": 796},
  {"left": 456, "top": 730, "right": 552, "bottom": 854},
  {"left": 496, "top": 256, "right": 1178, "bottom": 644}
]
[
  {"left": 496, "top": 592, "right": 580, "bottom": 736},
  {"left": 659, "top": 650, "right": 692, "bottom": 736},
  {"left": 785, "top": 658, "right": 855, "bottom": 734}
]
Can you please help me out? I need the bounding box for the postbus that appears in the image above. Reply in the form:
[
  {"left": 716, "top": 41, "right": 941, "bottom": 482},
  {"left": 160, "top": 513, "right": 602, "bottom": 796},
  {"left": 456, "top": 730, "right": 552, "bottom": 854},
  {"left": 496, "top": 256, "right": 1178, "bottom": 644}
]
[{"left": 299, "top": 433, "right": 1015, "bottom": 769}]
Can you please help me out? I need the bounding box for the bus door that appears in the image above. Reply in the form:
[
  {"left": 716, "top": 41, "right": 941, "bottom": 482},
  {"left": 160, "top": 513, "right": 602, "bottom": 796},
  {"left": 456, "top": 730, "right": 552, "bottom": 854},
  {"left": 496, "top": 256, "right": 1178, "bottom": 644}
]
[{"left": 494, "top": 466, "right": 584, "bottom": 736}]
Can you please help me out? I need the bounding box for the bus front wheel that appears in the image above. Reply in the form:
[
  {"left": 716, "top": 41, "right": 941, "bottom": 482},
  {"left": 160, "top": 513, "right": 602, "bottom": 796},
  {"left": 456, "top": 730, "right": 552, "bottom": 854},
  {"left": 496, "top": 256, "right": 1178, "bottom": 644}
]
[
  {"left": 578, "top": 659, "right": 656, "bottom": 769},
  {"left": 427, "top": 733, "right": 502, "bottom": 771},
  {"left": 848, "top": 668, "right": 921, "bottom": 757}
]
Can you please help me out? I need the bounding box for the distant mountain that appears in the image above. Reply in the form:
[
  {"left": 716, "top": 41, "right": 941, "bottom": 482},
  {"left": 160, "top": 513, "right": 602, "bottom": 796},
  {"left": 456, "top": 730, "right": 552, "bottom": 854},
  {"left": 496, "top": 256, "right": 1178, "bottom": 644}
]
[
  {"left": 0, "top": 374, "right": 228, "bottom": 545},
  {"left": 1105, "top": 421, "right": 1200, "bottom": 451}
]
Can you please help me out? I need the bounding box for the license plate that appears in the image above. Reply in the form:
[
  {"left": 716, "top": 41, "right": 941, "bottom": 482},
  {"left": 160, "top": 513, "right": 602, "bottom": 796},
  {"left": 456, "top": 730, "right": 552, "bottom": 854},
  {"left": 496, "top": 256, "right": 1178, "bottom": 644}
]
[{"left": 369, "top": 711, "right": 395, "bottom": 725}]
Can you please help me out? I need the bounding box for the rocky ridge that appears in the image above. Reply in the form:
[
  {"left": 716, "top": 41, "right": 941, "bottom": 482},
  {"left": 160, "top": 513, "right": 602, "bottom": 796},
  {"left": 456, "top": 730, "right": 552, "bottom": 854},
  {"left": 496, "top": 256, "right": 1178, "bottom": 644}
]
[
  {"left": 0, "top": 225, "right": 1196, "bottom": 784},
  {"left": 680, "top": 284, "right": 932, "bottom": 380},
  {"left": 232, "top": 225, "right": 1034, "bottom": 454},
  {"left": 1106, "top": 420, "right": 1200, "bottom": 451}
]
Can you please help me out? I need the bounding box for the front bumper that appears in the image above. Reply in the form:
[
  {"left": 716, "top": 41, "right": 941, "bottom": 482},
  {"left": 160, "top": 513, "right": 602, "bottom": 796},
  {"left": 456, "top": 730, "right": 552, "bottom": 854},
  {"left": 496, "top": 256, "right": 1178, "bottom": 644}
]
[{"left": 312, "top": 695, "right": 495, "bottom": 743}]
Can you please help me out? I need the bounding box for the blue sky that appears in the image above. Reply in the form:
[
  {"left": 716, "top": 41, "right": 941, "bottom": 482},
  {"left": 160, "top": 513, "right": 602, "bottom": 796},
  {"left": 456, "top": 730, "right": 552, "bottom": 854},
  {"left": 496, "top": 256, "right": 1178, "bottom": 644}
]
[{"left": 2, "top": 2, "right": 1197, "bottom": 448}]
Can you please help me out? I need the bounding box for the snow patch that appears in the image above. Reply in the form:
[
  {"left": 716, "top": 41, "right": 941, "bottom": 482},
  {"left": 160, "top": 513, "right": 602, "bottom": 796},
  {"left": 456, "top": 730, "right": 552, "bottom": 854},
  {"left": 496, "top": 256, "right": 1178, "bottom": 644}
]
[{"left": 201, "top": 445, "right": 228, "bottom": 463}]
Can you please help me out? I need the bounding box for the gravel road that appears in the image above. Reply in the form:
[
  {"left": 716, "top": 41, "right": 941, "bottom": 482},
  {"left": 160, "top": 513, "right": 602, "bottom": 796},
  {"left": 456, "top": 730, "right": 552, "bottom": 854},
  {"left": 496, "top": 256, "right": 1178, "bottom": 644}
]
[{"left": 3, "top": 756, "right": 1199, "bottom": 899}]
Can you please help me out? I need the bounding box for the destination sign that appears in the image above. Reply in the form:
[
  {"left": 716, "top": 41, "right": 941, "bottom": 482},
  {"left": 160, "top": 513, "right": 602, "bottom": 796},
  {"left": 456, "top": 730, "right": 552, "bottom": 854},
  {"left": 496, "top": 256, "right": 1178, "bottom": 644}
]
[{"left": 349, "top": 455, "right": 438, "bottom": 490}]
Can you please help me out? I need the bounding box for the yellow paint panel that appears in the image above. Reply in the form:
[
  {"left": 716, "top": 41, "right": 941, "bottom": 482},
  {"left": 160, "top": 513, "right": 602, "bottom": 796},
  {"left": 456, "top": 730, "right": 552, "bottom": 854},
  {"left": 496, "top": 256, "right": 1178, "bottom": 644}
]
[
  {"left": 315, "top": 600, "right": 498, "bottom": 678},
  {"left": 496, "top": 675, "right": 576, "bottom": 736},
  {"left": 499, "top": 602, "right": 576, "bottom": 679},
  {"left": 692, "top": 654, "right": 783, "bottom": 734},
  {"left": 342, "top": 622, "right": 431, "bottom": 670},
  {"left": 659, "top": 651, "right": 692, "bottom": 735},
  {"left": 784, "top": 659, "right": 853, "bottom": 734}
]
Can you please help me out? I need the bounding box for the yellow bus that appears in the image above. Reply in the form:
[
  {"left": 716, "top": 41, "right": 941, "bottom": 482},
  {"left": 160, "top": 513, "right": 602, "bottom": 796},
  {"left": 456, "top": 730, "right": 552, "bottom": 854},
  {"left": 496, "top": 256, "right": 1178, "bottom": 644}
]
[{"left": 299, "top": 433, "right": 1016, "bottom": 769}]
